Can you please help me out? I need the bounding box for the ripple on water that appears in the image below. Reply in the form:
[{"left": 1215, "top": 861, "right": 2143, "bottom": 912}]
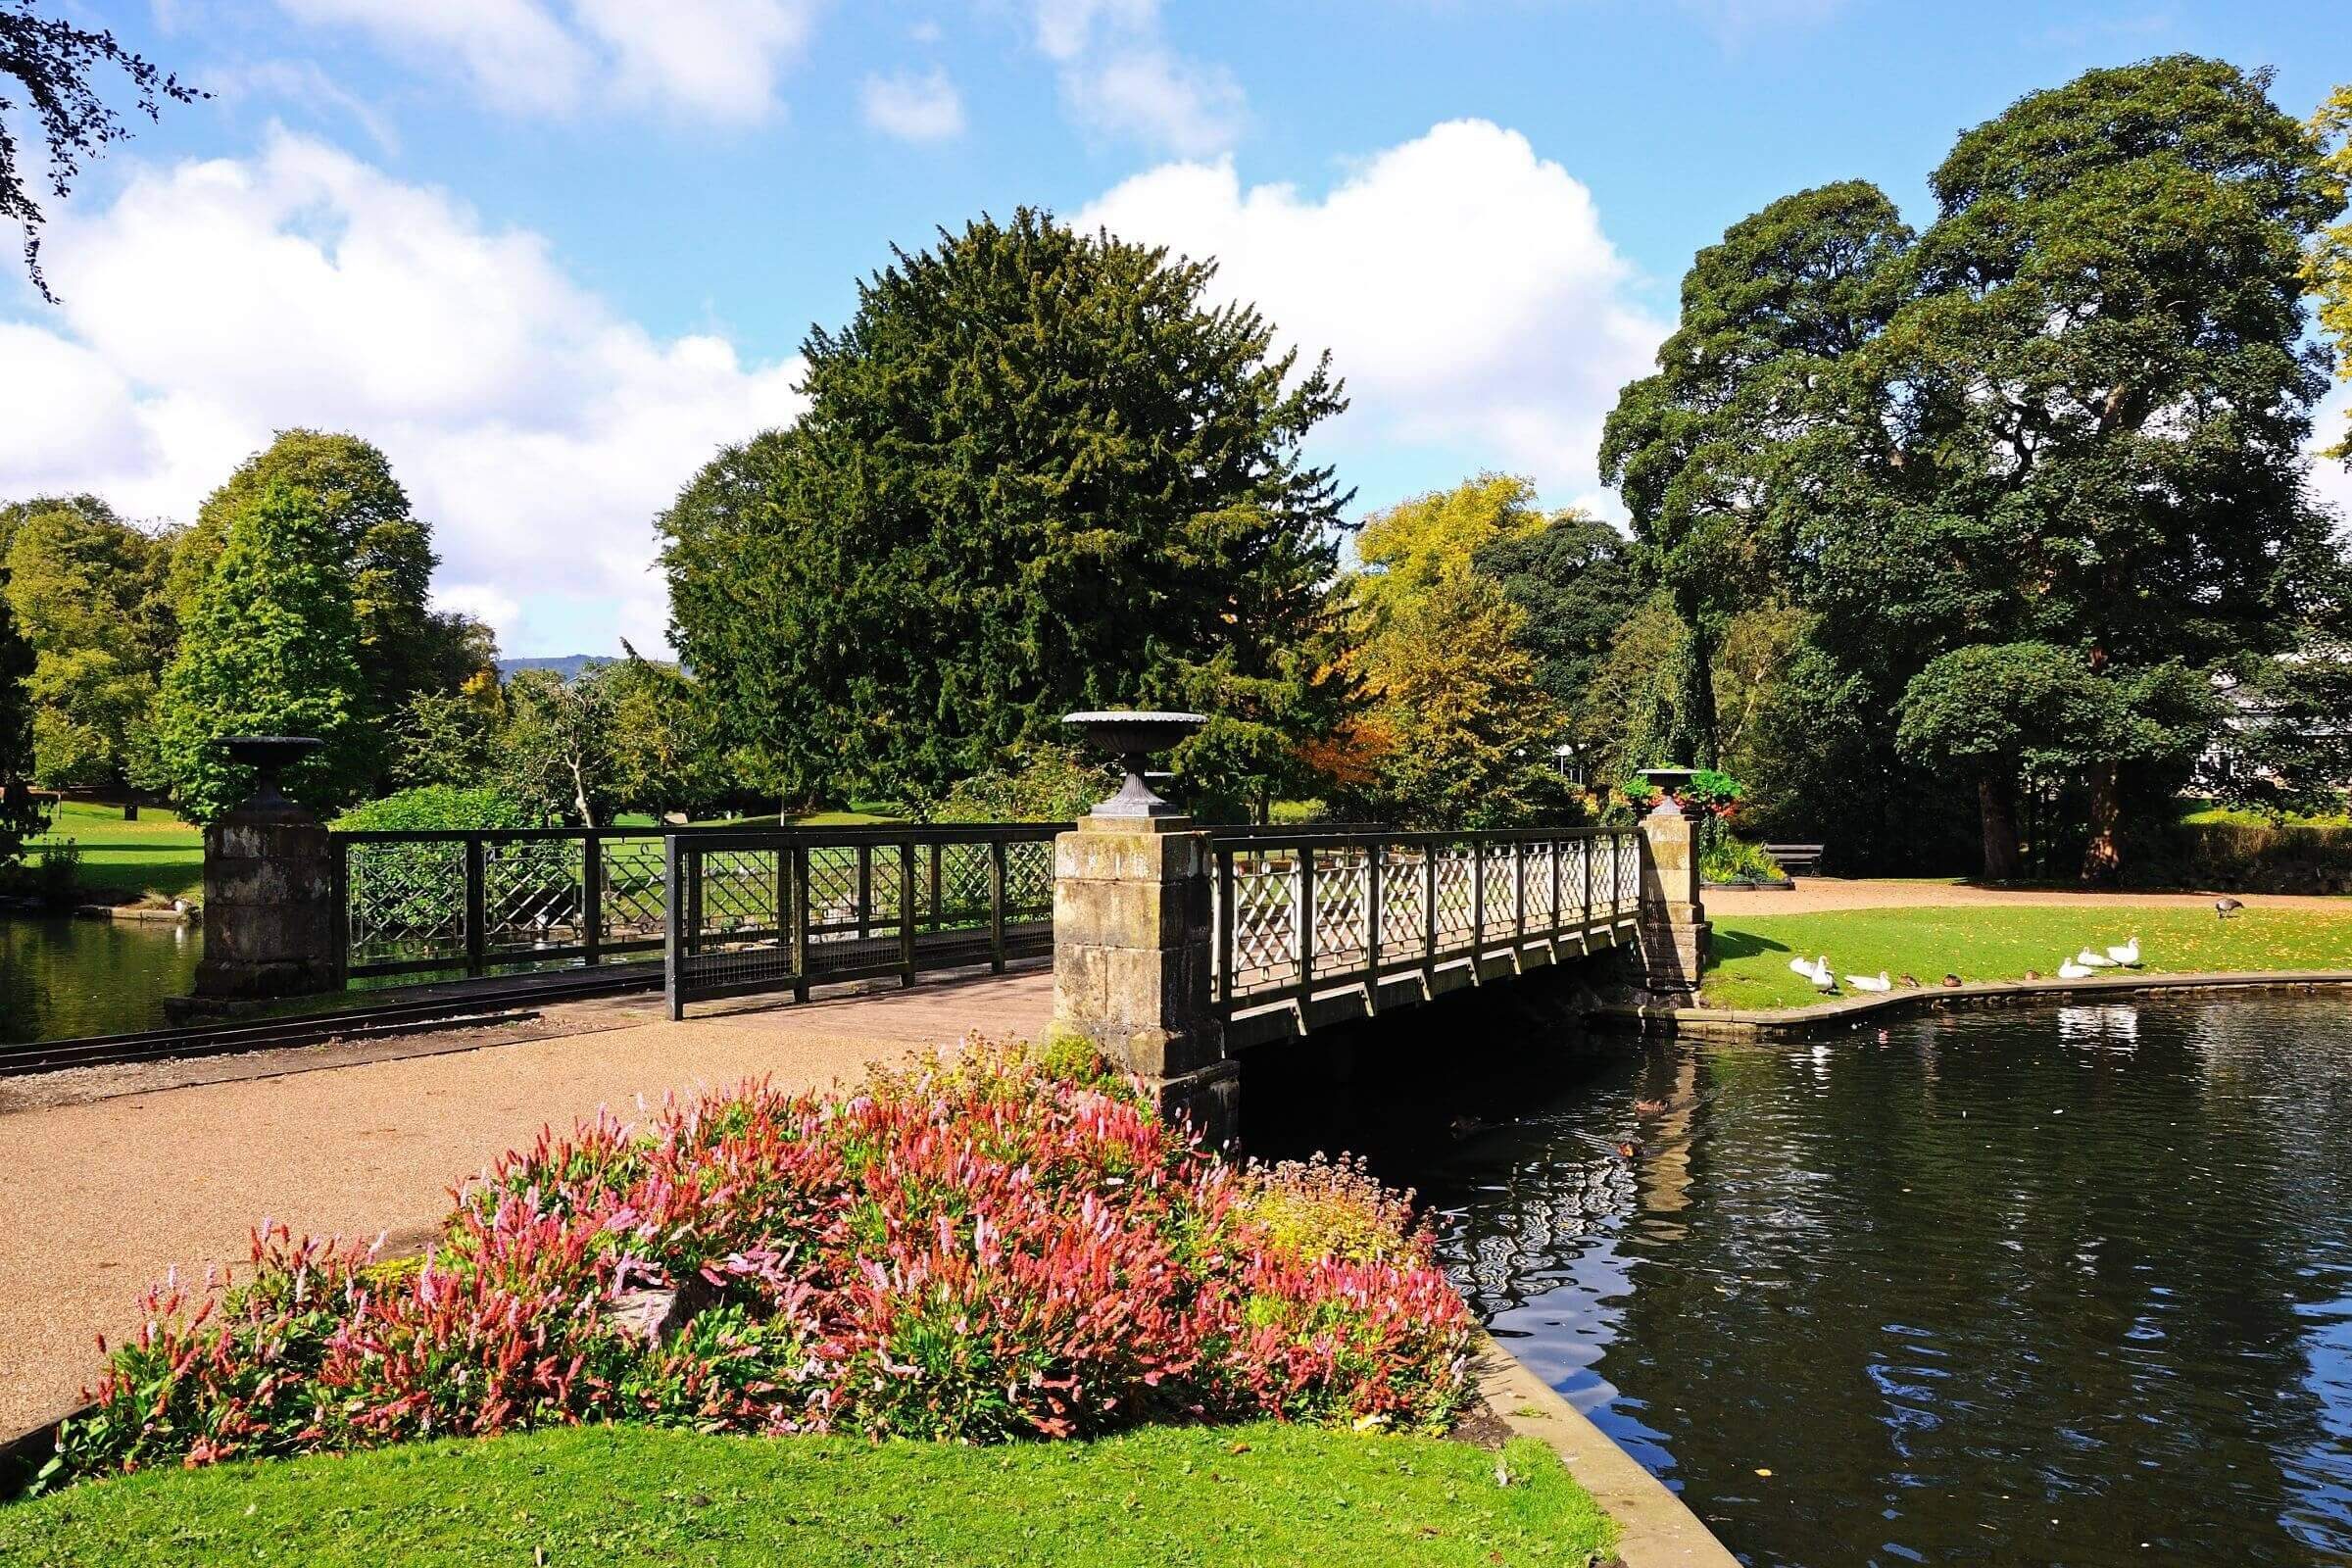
[{"left": 1409, "top": 995, "right": 2352, "bottom": 1568}]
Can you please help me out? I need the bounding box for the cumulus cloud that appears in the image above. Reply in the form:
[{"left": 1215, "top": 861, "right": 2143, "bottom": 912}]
[
  {"left": 274, "top": 0, "right": 816, "bottom": 122},
  {"left": 0, "top": 132, "right": 808, "bottom": 654},
  {"left": 1078, "top": 120, "right": 1668, "bottom": 506},
  {"left": 859, "top": 66, "right": 965, "bottom": 142},
  {"left": 1026, "top": 0, "right": 1242, "bottom": 157}
]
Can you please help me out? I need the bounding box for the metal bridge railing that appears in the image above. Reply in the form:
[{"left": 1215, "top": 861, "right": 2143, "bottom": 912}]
[
  {"left": 335, "top": 826, "right": 671, "bottom": 979},
  {"left": 1209, "top": 827, "right": 1642, "bottom": 1015},
  {"left": 662, "top": 823, "right": 1063, "bottom": 1017}
]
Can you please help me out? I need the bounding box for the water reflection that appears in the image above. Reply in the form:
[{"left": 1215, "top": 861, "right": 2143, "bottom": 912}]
[
  {"left": 1400, "top": 997, "right": 2352, "bottom": 1568},
  {"left": 0, "top": 915, "right": 202, "bottom": 1043}
]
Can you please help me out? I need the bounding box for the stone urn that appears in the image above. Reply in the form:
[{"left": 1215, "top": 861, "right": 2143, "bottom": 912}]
[
  {"left": 1062, "top": 710, "right": 1206, "bottom": 820},
  {"left": 1637, "top": 766, "right": 1698, "bottom": 817},
  {"left": 220, "top": 735, "right": 325, "bottom": 818}
]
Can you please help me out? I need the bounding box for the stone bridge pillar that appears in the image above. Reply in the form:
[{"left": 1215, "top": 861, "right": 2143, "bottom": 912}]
[
  {"left": 188, "top": 736, "right": 344, "bottom": 1006},
  {"left": 1049, "top": 816, "right": 1236, "bottom": 1146},
  {"left": 1636, "top": 799, "right": 1710, "bottom": 997},
  {"left": 1049, "top": 710, "right": 1235, "bottom": 1146}
]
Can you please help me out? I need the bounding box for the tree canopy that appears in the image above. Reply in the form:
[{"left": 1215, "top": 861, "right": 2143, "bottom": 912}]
[
  {"left": 152, "top": 482, "right": 368, "bottom": 821},
  {"left": 2312, "top": 83, "right": 2352, "bottom": 460},
  {"left": 661, "top": 209, "right": 1351, "bottom": 811},
  {"left": 0, "top": 545, "right": 38, "bottom": 865}
]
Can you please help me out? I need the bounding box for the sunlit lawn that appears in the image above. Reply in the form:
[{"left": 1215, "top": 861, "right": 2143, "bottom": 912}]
[
  {"left": 1706, "top": 905, "right": 2352, "bottom": 1009},
  {"left": 0, "top": 1423, "right": 1611, "bottom": 1568},
  {"left": 29, "top": 802, "right": 204, "bottom": 906}
]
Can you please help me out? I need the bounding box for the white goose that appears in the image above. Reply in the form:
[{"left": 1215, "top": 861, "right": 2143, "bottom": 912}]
[
  {"left": 2106, "top": 935, "right": 2141, "bottom": 966},
  {"left": 1844, "top": 970, "right": 1892, "bottom": 993},
  {"left": 2074, "top": 947, "right": 2119, "bottom": 969},
  {"left": 2057, "top": 956, "right": 2096, "bottom": 980}
]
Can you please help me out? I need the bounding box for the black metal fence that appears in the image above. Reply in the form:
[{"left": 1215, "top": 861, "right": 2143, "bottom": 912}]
[
  {"left": 662, "top": 824, "right": 1063, "bottom": 1016},
  {"left": 335, "top": 827, "right": 671, "bottom": 978},
  {"left": 1209, "top": 827, "right": 1643, "bottom": 1014}
]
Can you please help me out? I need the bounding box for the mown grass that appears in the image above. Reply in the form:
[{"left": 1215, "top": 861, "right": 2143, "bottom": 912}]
[
  {"left": 1706, "top": 905, "right": 2352, "bottom": 1009},
  {"left": 27, "top": 803, "right": 204, "bottom": 906},
  {"left": 0, "top": 1423, "right": 1612, "bottom": 1568}
]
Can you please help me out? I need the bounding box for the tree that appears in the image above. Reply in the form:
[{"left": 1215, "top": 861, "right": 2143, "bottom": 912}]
[
  {"left": 0, "top": 548, "right": 40, "bottom": 866},
  {"left": 391, "top": 676, "right": 505, "bottom": 792},
  {"left": 172, "top": 431, "right": 494, "bottom": 787},
  {"left": 0, "top": 2, "right": 202, "bottom": 301},
  {"left": 1471, "top": 507, "right": 1645, "bottom": 717},
  {"left": 2310, "top": 83, "right": 2352, "bottom": 460},
  {"left": 500, "top": 666, "right": 620, "bottom": 829},
  {"left": 1599, "top": 180, "right": 1914, "bottom": 769},
  {"left": 1337, "top": 479, "right": 1574, "bottom": 827},
  {"left": 0, "top": 495, "right": 174, "bottom": 796},
  {"left": 1868, "top": 57, "right": 2339, "bottom": 881},
  {"left": 602, "top": 645, "right": 732, "bottom": 821},
  {"left": 152, "top": 482, "right": 368, "bottom": 821},
  {"left": 661, "top": 210, "right": 1350, "bottom": 809}
]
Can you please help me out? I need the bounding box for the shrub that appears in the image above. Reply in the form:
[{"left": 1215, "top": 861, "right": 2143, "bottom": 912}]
[
  {"left": 47, "top": 1044, "right": 1472, "bottom": 1487},
  {"left": 934, "top": 747, "right": 1106, "bottom": 825},
  {"left": 332, "top": 785, "right": 538, "bottom": 833},
  {"left": 1699, "top": 834, "right": 1784, "bottom": 884},
  {"left": 36, "top": 838, "right": 80, "bottom": 906}
]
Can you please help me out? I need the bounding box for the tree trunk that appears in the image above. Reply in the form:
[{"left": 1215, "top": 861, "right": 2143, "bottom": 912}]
[
  {"left": 2080, "top": 760, "right": 2123, "bottom": 885},
  {"left": 1978, "top": 775, "right": 2020, "bottom": 882}
]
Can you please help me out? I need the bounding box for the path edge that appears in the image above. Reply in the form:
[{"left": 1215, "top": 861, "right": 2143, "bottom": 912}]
[
  {"left": 1472, "top": 1330, "right": 1741, "bottom": 1568},
  {"left": 1592, "top": 969, "right": 2352, "bottom": 1040}
]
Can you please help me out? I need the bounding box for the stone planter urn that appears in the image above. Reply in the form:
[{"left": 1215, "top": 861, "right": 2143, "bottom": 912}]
[{"left": 1062, "top": 710, "right": 1206, "bottom": 820}]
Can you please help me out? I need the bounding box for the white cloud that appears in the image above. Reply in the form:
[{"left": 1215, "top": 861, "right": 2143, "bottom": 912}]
[
  {"left": 859, "top": 66, "right": 965, "bottom": 142},
  {"left": 1024, "top": 0, "right": 1242, "bottom": 156},
  {"left": 276, "top": 0, "right": 590, "bottom": 115},
  {"left": 0, "top": 132, "right": 808, "bottom": 654},
  {"left": 273, "top": 0, "right": 815, "bottom": 122},
  {"left": 1077, "top": 120, "right": 1668, "bottom": 503}
]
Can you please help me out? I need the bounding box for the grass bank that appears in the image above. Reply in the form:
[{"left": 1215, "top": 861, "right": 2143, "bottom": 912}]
[
  {"left": 1705, "top": 905, "right": 2352, "bottom": 1009},
  {"left": 1, "top": 1422, "right": 1610, "bottom": 1568},
  {"left": 27, "top": 804, "right": 203, "bottom": 906}
]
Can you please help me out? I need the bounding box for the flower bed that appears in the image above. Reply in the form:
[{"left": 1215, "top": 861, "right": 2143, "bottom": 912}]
[{"left": 46, "top": 1043, "right": 1473, "bottom": 1486}]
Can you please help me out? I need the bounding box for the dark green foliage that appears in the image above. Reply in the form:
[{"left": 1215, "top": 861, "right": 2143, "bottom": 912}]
[
  {"left": 172, "top": 431, "right": 496, "bottom": 790},
  {"left": 152, "top": 483, "right": 368, "bottom": 822},
  {"left": 0, "top": 1, "right": 203, "bottom": 301},
  {"left": 0, "top": 550, "right": 40, "bottom": 867},
  {"left": 661, "top": 210, "right": 1350, "bottom": 809},
  {"left": 935, "top": 744, "right": 1105, "bottom": 824},
  {"left": 1470, "top": 510, "right": 1644, "bottom": 713}
]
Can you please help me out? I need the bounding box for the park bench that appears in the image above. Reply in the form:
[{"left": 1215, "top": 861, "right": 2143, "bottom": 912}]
[{"left": 1763, "top": 843, "right": 1825, "bottom": 877}]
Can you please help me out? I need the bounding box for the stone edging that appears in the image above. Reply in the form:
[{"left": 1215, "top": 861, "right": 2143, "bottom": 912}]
[
  {"left": 1592, "top": 969, "right": 2352, "bottom": 1040},
  {"left": 1472, "top": 1331, "right": 1740, "bottom": 1568}
]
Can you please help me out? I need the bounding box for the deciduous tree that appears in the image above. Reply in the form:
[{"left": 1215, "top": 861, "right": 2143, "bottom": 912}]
[{"left": 152, "top": 483, "right": 368, "bottom": 821}]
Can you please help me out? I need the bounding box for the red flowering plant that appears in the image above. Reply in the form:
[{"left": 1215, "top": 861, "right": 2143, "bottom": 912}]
[
  {"left": 1617, "top": 768, "right": 1745, "bottom": 820},
  {"left": 46, "top": 1041, "right": 1474, "bottom": 1488}
]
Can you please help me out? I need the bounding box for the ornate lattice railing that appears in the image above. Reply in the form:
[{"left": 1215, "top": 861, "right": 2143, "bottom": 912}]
[
  {"left": 663, "top": 824, "right": 1063, "bottom": 1017},
  {"left": 336, "top": 827, "right": 670, "bottom": 978},
  {"left": 1210, "top": 827, "right": 1643, "bottom": 1013}
]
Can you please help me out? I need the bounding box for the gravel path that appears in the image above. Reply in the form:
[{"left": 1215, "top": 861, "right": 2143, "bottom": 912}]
[
  {"left": 0, "top": 969, "right": 1053, "bottom": 1439},
  {"left": 1706, "top": 877, "right": 2349, "bottom": 918}
]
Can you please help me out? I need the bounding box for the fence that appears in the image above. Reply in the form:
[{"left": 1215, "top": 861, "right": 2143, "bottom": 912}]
[
  {"left": 1210, "top": 827, "right": 1642, "bottom": 1014},
  {"left": 335, "top": 827, "right": 671, "bottom": 979},
  {"left": 663, "top": 824, "right": 1063, "bottom": 1016}
]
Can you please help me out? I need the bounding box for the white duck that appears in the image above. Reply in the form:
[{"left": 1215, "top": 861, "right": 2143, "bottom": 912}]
[
  {"left": 1844, "top": 970, "right": 1893, "bottom": 993},
  {"left": 2057, "top": 956, "right": 2096, "bottom": 980},
  {"left": 1788, "top": 955, "right": 1836, "bottom": 992},
  {"left": 2074, "top": 947, "right": 2119, "bottom": 968},
  {"left": 2105, "top": 935, "right": 2140, "bottom": 966}
]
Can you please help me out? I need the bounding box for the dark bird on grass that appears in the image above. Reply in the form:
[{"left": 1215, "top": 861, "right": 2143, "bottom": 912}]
[
  {"left": 2216, "top": 897, "right": 2244, "bottom": 920},
  {"left": 2024, "top": 969, "right": 2042, "bottom": 981},
  {"left": 1897, "top": 974, "right": 1921, "bottom": 988},
  {"left": 1941, "top": 974, "right": 1964, "bottom": 988}
]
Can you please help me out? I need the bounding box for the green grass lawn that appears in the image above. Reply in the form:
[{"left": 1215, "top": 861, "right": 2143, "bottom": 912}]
[
  {"left": 1706, "top": 905, "right": 2352, "bottom": 1009},
  {"left": 28, "top": 802, "right": 204, "bottom": 906},
  {"left": 0, "top": 1423, "right": 1612, "bottom": 1568}
]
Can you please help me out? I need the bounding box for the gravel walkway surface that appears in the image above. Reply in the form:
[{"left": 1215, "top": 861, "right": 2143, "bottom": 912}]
[{"left": 0, "top": 969, "right": 1053, "bottom": 1439}]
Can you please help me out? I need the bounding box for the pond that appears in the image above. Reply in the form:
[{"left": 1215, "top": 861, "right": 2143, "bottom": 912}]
[
  {"left": 1394, "top": 995, "right": 2352, "bottom": 1568},
  {"left": 0, "top": 916, "right": 202, "bottom": 1045}
]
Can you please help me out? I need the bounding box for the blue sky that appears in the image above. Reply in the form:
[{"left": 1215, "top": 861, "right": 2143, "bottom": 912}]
[{"left": 2, "top": 0, "right": 2346, "bottom": 655}]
